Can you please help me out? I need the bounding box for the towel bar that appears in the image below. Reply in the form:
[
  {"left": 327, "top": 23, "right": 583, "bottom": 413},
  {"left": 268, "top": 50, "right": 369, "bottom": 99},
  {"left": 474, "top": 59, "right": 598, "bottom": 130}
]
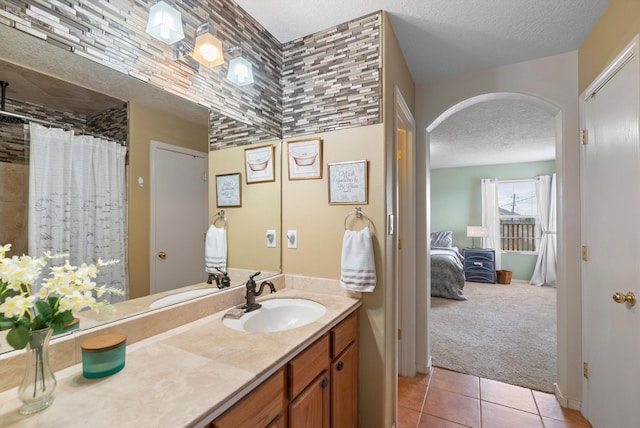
[
  {"left": 344, "top": 207, "right": 372, "bottom": 230},
  {"left": 211, "top": 209, "right": 227, "bottom": 227}
]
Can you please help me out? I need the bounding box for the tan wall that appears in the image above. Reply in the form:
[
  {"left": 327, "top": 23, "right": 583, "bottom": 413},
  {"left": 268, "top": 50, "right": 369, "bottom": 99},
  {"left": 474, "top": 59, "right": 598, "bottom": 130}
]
[
  {"left": 378, "top": 11, "right": 417, "bottom": 428},
  {"left": 209, "top": 141, "right": 281, "bottom": 274},
  {"left": 281, "top": 123, "right": 385, "bottom": 427},
  {"left": 128, "top": 102, "right": 209, "bottom": 299},
  {"left": 579, "top": 0, "right": 640, "bottom": 93}
]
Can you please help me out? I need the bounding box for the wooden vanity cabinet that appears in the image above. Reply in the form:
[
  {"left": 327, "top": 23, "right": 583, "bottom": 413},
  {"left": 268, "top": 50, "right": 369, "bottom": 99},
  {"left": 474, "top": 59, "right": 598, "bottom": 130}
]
[
  {"left": 210, "top": 309, "right": 359, "bottom": 428},
  {"left": 287, "top": 310, "right": 359, "bottom": 428},
  {"left": 211, "top": 367, "right": 286, "bottom": 428},
  {"left": 330, "top": 311, "right": 359, "bottom": 428}
]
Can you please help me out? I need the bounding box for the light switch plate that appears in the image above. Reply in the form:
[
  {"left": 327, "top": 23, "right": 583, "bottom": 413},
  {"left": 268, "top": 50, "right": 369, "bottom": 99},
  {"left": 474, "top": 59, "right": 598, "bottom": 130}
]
[{"left": 287, "top": 230, "right": 297, "bottom": 249}]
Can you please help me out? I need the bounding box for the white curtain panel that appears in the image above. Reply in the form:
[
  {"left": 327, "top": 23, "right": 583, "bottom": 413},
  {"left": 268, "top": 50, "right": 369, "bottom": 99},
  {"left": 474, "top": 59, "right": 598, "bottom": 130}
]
[
  {"left": 530, "top": 174, "right": 557, "bottom": 286},
  {"left": 480, "top": 178, "right": 501, "bottom": 270},
  {"left": 28, "top": 123, "right": 128, "bottom": 302}
]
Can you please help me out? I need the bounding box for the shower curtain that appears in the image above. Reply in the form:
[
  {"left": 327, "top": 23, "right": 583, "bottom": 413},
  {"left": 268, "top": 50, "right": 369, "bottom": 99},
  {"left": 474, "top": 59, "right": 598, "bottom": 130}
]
[{"left": 28, "top": 123, "right": 128, "bottom": 302}]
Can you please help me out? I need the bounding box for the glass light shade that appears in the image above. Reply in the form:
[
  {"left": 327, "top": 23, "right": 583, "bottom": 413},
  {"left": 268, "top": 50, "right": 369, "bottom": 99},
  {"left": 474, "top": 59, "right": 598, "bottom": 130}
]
[
  {"left": 193, "top": 33, "right": 225, "bottom": 67},
  {"left": 146, "top": 1, "right": 185, "bottom": 44},
  {"left": 227, "top": 57, "right": 254, "bottom": 86}
]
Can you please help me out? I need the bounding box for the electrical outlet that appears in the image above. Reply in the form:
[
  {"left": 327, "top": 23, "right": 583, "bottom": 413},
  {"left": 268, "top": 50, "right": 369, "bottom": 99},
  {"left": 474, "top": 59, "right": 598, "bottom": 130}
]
[{"left": 286, "top": 230, "right": 297, "bottom": 249}]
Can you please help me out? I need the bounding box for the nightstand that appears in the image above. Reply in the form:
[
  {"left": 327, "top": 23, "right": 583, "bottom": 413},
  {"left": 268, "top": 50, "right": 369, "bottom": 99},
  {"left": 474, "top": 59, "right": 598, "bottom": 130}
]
[{"left": 463, "top": 248, "right": 496, "bottom": 283}]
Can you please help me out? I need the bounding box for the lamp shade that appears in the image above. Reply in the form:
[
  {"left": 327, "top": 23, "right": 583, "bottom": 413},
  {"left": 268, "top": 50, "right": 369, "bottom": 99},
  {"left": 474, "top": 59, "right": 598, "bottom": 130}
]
[
  {"left": 192, "top": 21, "right": 225, "bottom": 68},
  {"left": 227, "top": 57, "right": 254, "bottom": 86},
  {"left": 146, "top": 0, "right": 184, "bottom": 44},
  {"left": 467, "top": 226, "right": 489, "bottom": 238}
]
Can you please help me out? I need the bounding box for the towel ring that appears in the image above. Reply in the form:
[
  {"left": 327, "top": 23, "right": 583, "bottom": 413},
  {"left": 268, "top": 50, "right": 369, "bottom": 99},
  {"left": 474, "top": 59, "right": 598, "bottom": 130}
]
[
  {"left": 211, "top": 210, "right": 227, "bottom": 228},
  {"left": 344, "top": 207, "right": 372, "bottom": 230}
]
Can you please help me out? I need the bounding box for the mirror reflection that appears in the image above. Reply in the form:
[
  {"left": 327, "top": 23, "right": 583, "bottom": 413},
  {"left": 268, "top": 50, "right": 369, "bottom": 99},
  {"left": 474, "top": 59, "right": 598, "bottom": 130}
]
[{"left": 0, "top": 54, "right": 281, "bottom": 355}]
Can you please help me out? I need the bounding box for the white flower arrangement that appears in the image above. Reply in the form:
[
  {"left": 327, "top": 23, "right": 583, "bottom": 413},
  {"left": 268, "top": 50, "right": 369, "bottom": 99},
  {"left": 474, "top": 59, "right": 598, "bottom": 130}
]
[{"left": 0, "top": 244, "right": 122, "bottom": 349}]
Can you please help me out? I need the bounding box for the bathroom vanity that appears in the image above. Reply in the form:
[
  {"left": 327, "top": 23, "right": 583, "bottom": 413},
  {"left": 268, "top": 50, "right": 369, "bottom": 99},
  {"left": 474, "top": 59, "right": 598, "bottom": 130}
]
[{"left": 0, "top": 278, "right": 361, "bottom": 427}]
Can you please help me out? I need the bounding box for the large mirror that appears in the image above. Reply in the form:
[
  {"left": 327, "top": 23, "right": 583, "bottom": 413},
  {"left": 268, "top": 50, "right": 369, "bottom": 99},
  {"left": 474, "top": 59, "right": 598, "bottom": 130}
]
[{"left": 0, "top": 27, "right": 282, "bottom": 355}]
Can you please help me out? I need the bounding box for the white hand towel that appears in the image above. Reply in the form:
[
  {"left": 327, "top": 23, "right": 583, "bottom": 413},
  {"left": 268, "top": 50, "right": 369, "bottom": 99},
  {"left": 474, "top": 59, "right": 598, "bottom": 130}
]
[
  {"left": 340, "top": 226, "right": 376, "bottom": 292},
  {"left": 205, "top": 225, "right": 227, "bottom": 273}
]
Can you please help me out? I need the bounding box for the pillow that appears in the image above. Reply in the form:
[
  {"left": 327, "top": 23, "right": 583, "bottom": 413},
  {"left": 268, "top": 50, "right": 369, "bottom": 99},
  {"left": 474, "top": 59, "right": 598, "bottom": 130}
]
[{"left": 430, "top": 230, "right": 453, "bottom": 248}]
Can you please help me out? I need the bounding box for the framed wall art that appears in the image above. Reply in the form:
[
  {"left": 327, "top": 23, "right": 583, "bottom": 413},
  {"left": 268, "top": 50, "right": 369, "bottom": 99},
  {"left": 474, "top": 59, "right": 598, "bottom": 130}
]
[
  {"left": 328, "top": 160, "right": 368, "bottom": 204},
  {"left": 215, "top": 173, "right": 241, "bottom": 207},
  {"left": 244, "top": 144, "right": 275, "bottom": 183},
  {"left": 287, "top": 137, "right": 322, "bottom": 180}
]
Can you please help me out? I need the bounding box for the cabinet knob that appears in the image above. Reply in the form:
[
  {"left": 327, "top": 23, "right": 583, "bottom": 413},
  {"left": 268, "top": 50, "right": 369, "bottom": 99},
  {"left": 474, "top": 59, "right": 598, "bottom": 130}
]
[
  {"left": 336, "top": 361, "right": 344, "bottom": 371},
  {"left": 321, "top": 377, "right": 329, "bottom": 388}
]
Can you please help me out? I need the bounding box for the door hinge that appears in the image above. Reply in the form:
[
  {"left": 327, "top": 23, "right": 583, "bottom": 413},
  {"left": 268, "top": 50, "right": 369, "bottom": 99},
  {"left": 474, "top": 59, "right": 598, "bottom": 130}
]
[
  {"left": 398, "top": 329, "right": 401, "bottom": 340},
  {"left": 581, "top": 129, "right": 588, "bottom": 145},
  {"left": 203, "top": 232, "right": 207, "bottom": 242},
  {"left": 202, "top": 172, "right": 208, "bottom": 181},
  {"left": 398, "top": 239, "right": 402, "bottom": 250},
  {"left": 583, "top": 362, "right": 589, "bottom": 379},
  {"left": 397, "top": 149, "right": 402, "bottom": 161},
  {"left": 582, "top": 246, "right": 588, "bottom": 261}
]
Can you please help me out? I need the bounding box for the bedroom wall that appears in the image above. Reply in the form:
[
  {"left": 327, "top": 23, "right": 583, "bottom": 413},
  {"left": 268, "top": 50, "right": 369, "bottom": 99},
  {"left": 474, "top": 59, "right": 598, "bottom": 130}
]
[{"left": 431, "top": 160, "right": 556, "bottom": 281}]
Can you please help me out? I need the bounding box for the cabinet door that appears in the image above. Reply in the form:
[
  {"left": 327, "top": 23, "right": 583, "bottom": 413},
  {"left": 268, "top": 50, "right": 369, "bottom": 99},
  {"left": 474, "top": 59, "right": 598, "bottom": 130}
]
[
  {"left": 213, "top": 368, "right": 285, "bottom": 428},
  {"left": 289, "top": 371, "right": 330, "bottom": 428},
  {"left": 331, "top": 342, "right": 358, "bottom": 428}
]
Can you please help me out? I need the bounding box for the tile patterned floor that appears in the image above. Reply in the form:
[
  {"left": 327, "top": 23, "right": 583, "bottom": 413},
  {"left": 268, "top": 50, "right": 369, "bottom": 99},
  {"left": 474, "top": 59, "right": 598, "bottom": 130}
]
[{"left": 398, "top": 368, "right": 592, "bottom": 428}]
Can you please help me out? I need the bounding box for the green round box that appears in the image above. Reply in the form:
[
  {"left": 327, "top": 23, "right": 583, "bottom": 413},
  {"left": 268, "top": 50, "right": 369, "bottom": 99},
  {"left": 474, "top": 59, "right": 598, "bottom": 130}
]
[{"left": 81, "top": 333, "right": 127, "bottom": 379}]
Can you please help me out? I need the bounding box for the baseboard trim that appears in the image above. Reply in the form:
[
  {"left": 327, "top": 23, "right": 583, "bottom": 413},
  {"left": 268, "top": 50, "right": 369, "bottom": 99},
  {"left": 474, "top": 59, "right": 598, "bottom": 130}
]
[
  {"left": 554, "top": 382, "right": 582, "bottom": 410},
  {"left": 417, "top": 356, "right": 432, "bottom": 374}
]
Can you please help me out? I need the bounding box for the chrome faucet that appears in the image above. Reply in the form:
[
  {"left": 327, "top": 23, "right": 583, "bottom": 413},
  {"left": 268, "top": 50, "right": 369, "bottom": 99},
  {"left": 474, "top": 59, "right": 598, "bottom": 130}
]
[{"left": 243, "top": 272, "right": 276, "bottom": 312}]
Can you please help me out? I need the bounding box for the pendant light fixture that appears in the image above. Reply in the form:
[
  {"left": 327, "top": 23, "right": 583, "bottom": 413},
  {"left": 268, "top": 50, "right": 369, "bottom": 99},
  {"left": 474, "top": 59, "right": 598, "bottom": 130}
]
[
  {"left": 227, "top": 56, "right": 254, "bottom": 86},
  {"left": 146, "top": 0, "right": 185, "bottom": 44},
  {"left": 192, "top": 20, "right": 225, "bottom": 68}
]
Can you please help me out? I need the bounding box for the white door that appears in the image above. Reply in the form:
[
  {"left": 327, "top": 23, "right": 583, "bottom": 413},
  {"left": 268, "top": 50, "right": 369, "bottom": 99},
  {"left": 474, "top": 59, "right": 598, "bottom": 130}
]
[
  {"left": 581, "top": 37, "right": 640, "bottom": 427},
  {"left": 150, "top": 141, "right": 208, "bottom": 294}
]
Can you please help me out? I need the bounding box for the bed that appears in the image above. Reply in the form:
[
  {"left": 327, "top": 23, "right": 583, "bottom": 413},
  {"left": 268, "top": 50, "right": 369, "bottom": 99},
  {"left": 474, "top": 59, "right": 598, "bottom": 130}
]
[{"left": 430, "top": 231, "right": 466, "bottom": 300}]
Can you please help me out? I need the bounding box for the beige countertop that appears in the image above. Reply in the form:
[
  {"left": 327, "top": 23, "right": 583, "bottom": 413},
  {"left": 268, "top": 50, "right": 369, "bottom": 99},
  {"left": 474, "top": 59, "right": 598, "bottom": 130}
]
[{"left": 0, "top": 287, "right": 360, "bottom": 428}]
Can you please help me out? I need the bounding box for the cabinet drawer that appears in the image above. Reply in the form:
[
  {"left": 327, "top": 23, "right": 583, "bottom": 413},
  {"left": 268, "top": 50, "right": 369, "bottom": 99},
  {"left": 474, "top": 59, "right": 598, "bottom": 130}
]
[
  {"left": 288, "top": 334, "right": 330, "bottom": 399},
  {"left": 463, "top": 260, "right": 495, "bottom": 272},
  {"left": 331, "top": 310, "right": 358, "bottom": 359},
  {"left": 463, "top": 248, "right": 495, "bottom": 262},
  {"left": 213, "top": 367, "right": 285, "bottom": 428}
]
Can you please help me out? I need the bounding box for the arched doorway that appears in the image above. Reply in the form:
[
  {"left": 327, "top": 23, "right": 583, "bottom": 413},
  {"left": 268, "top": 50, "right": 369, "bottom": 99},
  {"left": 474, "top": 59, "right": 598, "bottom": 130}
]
[{"left": 416, "top": 92, "right": 563, "bottom": 388}]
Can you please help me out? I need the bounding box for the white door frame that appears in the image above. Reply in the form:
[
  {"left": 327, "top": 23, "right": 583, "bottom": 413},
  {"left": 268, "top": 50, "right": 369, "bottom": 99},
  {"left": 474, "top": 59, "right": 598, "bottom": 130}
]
[
  {"left": 395, "top": 87, "right": 418, "bottom": 376},
  {"left": 149, "top": 140, "right": 208, "bottom": 294},
  {"left": 579, "top": 34, "right": 639, "bottom": 425}
]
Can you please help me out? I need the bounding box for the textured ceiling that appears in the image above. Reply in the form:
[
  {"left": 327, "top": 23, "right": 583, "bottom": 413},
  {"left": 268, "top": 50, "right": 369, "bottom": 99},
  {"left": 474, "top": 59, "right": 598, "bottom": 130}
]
[{"left": 430, "top": 99, "right": 556, "bottom": 169}]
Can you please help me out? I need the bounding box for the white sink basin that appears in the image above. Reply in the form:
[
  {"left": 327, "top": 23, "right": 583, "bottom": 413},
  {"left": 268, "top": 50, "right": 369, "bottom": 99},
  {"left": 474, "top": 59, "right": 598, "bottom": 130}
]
[
  {"left": 223, "top": 298, "right": 327, "bottom": 333},
  {"left": 149, "top": 288, "right": 219, "bottom": 310}
]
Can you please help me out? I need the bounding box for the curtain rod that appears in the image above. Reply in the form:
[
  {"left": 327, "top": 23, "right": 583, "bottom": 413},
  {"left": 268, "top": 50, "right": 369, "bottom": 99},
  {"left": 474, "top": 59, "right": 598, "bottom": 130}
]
[{"left": 0, "top": 110, "right": 127, "bottom": 146}]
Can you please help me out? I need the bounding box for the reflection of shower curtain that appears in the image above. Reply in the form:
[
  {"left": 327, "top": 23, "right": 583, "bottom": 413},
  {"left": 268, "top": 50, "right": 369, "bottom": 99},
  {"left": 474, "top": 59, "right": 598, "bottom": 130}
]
[{"left": 28, "top": 123, "right": 128, "bottom": 302}]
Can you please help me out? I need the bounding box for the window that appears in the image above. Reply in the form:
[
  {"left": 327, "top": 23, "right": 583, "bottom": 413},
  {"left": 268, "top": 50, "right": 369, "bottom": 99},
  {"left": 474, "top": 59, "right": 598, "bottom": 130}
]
[{"left": 497, "top": 180, "right": 538, "bottom": 252}]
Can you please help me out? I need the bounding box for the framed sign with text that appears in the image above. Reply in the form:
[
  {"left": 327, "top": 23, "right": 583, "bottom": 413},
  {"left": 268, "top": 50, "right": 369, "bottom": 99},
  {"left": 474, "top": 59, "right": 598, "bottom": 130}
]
[{"left": 327, "top": 160, "right": 368, "bottom": 204}]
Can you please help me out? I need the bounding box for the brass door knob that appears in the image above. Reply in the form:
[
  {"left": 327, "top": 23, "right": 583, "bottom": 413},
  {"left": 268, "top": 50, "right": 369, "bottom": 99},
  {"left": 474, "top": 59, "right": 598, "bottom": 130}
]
[
  {"left": 612, "top": 291, "right": 636, "bottom": 306},
  {"left": 158, "top": 251, "right": 167, "bottom": 260}
]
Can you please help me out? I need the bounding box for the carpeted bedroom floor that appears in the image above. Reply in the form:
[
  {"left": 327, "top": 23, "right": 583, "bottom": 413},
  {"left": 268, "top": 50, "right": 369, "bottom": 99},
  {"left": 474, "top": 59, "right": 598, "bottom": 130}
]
[{"left": 430, "top": 280, "right": 557, "bottom": 393}]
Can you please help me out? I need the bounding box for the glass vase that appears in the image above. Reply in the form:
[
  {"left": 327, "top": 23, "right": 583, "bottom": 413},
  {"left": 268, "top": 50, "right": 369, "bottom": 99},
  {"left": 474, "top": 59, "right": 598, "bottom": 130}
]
[{"left": 18, "top": 328, "right": 57, "bottom": 415}]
